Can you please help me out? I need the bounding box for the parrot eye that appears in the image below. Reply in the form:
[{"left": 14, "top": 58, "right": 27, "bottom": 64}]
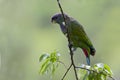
[{"left": 53, "top": 16, "right": 58, "bottom": 20}]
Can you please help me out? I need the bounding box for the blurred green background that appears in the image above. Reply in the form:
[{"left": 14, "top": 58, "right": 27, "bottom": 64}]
[{"left": 0, "top": 0, "right": 120, "bottom": 80}]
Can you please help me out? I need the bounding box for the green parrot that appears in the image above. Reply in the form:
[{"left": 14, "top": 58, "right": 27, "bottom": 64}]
[{"left": 51, "top": 13, "right": 96, "bottom": 65}]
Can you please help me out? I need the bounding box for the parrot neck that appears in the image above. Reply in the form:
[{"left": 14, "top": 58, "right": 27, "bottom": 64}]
[{"left": 59, "top": 23, "right": 67, "bottom": 34}]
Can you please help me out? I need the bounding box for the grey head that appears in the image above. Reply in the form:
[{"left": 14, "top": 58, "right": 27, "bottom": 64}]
[
  {"left": 51, "top": 13, "right": 69, "bottom": 34},
  {"left": 51, "top": 13, "right": 69, "bottom": 24}
]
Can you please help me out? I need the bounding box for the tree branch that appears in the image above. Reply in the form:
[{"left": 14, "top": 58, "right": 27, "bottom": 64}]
[
  {"left": 57, "top": 0, "right": 78, "bottom": 80},
  {"left": 61, "top": 64, "right": 72, "bottom": 80}
]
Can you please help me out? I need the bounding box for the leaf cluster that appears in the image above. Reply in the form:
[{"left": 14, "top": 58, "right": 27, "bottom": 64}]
[
  {"left": 78, "top": 63, "right": 114, "bottom": 80},
  {"left": 39, "top": 51, "right": 60, "bottom": 75},
  {"left": 39, "top": 51, "right": 114, "bottom": 80}
]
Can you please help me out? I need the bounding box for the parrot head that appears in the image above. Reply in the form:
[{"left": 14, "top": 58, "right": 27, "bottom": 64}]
[
  {"left": 51, "top": 13, "right": 68, "bottom": 24},
  {"left": 51, "top": 13, "right": 68, "bottom": 34}
]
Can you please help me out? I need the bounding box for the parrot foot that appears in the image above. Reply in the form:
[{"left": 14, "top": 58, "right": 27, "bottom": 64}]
[
  {"left": 68, "top": 44, "right": 77, "bottom": 55},
  {"left": 68, "top": 43, "right": 75, "bottom": 55},
  {"left": 71, "top": 47, "right": 77, "bottom": 52},
  {"left": 68, "top": 43, "right": 73, "bottom": 49}
]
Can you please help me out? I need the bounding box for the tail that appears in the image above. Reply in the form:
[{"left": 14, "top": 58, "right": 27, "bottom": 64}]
[
  {"left": 86, "top": 57, "right": 90, "bottom": 65},
  {"left": 82, "top": 49, "right": 90, "bottom": 65},
  {"left": 90, "top": 46, "right": 96, "bottom": 56}
]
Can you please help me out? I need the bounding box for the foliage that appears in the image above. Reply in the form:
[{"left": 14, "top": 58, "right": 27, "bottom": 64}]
[
  {"left": 39, "top": 51, "right": 114, "bottom": 80},
  {"left": 39, "top": 51, "right": 60, "bottom": 75},
  {"left": 78, "top": 63, "right": 113, "bottom": 80}
]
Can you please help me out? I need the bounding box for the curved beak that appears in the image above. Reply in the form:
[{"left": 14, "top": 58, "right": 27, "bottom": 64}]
[
  {"left": 51, "top": 18, "right": 56, "bottom": 23},
  {"left": 51, "top": 19, "right": 53, "bottom": 23}
]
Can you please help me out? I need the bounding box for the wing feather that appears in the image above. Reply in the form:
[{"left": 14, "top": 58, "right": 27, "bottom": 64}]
[{"left": 67, "top": 19, "right": 93, "bottom": 48}]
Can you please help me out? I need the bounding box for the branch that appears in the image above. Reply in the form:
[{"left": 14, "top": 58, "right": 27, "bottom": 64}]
[
  {"left": 69, "top": 45, "right": 78, "bottom": 80},
  {"left": 61, "top": 64, "right": 72, "bottom": 80},
  {"left": 57, "top": 0, "right": 78, "bottom": 80},
  {"left": 57, "top": 60, "right": 67, "bottom": 69}
]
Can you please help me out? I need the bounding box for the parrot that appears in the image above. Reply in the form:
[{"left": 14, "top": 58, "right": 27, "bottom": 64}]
[{"left": 51, "top": 13, "right": 96, "bottom": 65}]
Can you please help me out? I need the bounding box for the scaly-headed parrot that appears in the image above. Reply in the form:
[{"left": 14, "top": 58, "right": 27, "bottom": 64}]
[{"left": 51, "top": 13, "right": 96, "bottom": 65}]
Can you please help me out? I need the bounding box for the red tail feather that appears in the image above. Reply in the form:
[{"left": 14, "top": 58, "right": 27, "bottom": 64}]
[{"left": 82, "top": 48, "right": 88, "bottom": 57}]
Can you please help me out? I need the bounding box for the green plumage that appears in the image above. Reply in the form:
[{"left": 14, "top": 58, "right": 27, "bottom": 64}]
[
  {"left": 51, "top": 13, "right": 96, "bottom": 65},
  {"left": 67, "top": 19, "right": 93, "bottom": 48}
]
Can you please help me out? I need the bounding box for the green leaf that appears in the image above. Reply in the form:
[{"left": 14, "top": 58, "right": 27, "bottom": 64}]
[
  {"left": 94, "top": 63, "right": 104, "bottom": 72},
  {"left": 49, "top": 51, "right": 60, "bottom": 63},
  {"left": 78, "top": 68, "right": 87, "bottom": 80},
  {"left": 39, "top": 51, "right": 61, "bottom": 75},
  {"left": 39, "top": 59, "right": 50, "bottom": 74},
  {"left": 43, "top": 62, "right": 52, "bottom": 74},
  {"left": 39, "top": 53, "right": 49, "bottom": 62},
  {"left": 104, "top": 64, "right": 113, "bottom": 77},
  {"left": 52, "top": 64, "right": 55, "bottom": 74}
]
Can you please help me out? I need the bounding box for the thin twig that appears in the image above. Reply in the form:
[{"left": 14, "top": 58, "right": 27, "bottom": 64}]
[
  {"left": 61, "top": 64, "right": 72, "bottom": 80},
  {"left": 57, "top": 60, "right": 67, "bottom": 69},
  {"left": 57, "top": 0, "right": 78, "bottom": 80},
  {"left": 109, "top": 76, "right": 115, "bottom": 80},
  {"left": 69, "top": 47, "right": 79, "bottom": 80},
  {"left": 75, "top": 66, "right": 96, "bottom": 72}
]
